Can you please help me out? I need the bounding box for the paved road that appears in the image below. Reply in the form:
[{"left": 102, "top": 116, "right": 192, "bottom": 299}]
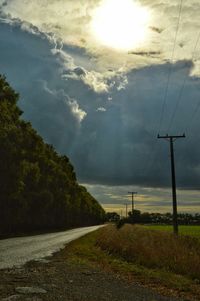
[{"left": 0, "top": 225, "right": 103, "bottom": 269}]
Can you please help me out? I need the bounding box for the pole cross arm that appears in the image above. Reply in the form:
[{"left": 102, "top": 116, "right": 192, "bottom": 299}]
[{"left": 157, "top": 134, "right": 186, "bottom": 139}]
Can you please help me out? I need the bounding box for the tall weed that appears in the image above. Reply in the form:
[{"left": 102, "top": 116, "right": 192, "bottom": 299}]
[{"left": 97, "top": 224, "right": 200, "bottom": 280}]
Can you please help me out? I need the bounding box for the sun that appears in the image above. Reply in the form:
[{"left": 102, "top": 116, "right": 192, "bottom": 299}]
[{"left": 90, "top": 0, "right": 151, "bottom": 51}]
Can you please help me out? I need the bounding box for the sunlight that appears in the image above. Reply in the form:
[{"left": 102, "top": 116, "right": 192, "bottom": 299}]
[{"left": 90, "top": 0, "right": 151, "bottom": 51}]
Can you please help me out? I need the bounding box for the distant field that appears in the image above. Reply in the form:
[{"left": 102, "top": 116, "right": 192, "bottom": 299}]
[{"left": 144, "top": 225, "right": 200, "bottom": 239}]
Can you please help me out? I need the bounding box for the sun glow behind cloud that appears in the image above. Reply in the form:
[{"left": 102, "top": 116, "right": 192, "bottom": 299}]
[
  {"left": 90, "top": 0, "right": 151, "bottom": 51},
  {"left": 2, "top": 0, "right": 200, "bottom": 74},
  {"left": 1, "top": 0, "right": 200, "bottom": 213}
]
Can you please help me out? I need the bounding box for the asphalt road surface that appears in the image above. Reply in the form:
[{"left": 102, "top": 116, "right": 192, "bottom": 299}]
[{"left": 0, "top": 225, "right": 103, "bottom": 269}]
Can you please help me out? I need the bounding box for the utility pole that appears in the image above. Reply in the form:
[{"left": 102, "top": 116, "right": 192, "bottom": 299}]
[
  {"left": 157, "top": 134, "right": 185, "bottom": 235},
  {"left": 128, "top": 192, "right": 137, "bottom": 214},
  {"left": 124, "top": 203, "right": 128, "bottom": 218}
]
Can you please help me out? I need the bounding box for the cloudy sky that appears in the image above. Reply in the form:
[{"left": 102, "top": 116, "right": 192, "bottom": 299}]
[{"left": 0, "top": 0, "right": 200, "bottom": 214}]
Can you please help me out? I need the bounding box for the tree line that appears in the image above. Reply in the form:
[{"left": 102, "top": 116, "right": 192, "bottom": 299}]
[
  {"left": 0, "top": 75, "right": 105, "bottom": 235},
  {"left": 106, "top": 210, "right": 200, "bottom": 225}
]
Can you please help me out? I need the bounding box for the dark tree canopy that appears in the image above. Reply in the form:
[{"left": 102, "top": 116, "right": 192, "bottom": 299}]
[
  {"left": 0, "top": 75, "right": 105, "bottom": 235},
  {"left": 116, "top": 210, "right": 200, "bottom": 229}
]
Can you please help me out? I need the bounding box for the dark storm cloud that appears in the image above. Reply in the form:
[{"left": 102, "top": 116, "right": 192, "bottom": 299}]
[
  {"left": 0, "top": 22, "right": 84, "bottom": 151},
  {"left": 128, "top": 51, "right": 161, "bottom": 57},
  {"left": 1, "top": 21, "right": 200, "bottom": 192},
  {"left": 73, "top": 60, "right": 200, "bottom": 190},
  {"left": 149, "top": 26, "right": 163, "bottom": 34}
]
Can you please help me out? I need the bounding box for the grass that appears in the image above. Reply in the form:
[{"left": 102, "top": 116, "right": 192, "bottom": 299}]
[
  {"left": 63, "top": 227, "right": 200, "bottom": 301},
  {"left": 144, "top": 225, "right": 200, "bottom": 240},
  {"left": 96, "top": 224, "right": 200, "bottom": 280}
]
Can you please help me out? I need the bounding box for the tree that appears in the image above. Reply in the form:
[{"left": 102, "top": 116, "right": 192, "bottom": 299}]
[
  {"left": 106, "top": 212, "right": 120, "bottom": 222},
  {"left": 0, "top": 75, "right": 105, "bottom": 235}
]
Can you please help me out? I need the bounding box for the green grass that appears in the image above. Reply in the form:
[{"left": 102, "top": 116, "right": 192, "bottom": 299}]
[{"left": 144, "top": 225, "right": 200, "bottom": 239}]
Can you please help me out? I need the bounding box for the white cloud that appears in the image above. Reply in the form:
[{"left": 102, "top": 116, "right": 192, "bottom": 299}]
[
  {"left": 39, "top": 80, "right": 55, "bottom": 95},
  {"left": 97, "top": 107, "right": 106, "bottom": 112},
  {"left": 52, "top": 48, "right": 111, "bottom": 93},
  {"left": 82, "top": 70, "right": 109, "bottom": 93},
  {"left": 117, "top": 74, "right": 128, "bottom": 91},
  {"left": 68, "top": 99, "right": 87, "bottom": 123}
]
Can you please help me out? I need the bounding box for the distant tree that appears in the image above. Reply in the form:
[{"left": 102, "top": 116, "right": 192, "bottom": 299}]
[
  {"left": 106, "top": 212, "right": 120, "bottom": 222},
  {"left": 128, "top": 210, "right": 141, "bottom": 223},
  {"left": 140, "top": 212, "right": 151, "bottom": 224}
]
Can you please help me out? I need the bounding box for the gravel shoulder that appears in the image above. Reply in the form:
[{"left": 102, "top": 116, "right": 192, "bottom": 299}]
[
  {"left": 0, "top": 254, "right": 181, "bottom": 301},
  {"left": 0, "top": 231, "right": 197, "bottom": 301}
]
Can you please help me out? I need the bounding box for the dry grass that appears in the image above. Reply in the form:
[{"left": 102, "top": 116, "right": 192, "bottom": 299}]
[
  {"left": 96, "top": 224, "right": 200, "bottom": 280},
  {"left": 62, "top": 229, "right": 200, "bottom": 300}
]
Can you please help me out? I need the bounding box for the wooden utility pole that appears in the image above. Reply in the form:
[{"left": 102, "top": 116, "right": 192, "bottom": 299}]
[
  {"left": 124, "top": 203, "right": 128, "bottom": 218},
  {"left": 128, "top": 192, "right": 137, "bottom": 214},
  {"left": 157, "top": 134, "right": 185, "bottom": 235}
]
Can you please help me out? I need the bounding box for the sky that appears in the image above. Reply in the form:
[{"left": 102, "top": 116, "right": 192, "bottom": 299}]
[{"left": 0, "top": 0, "right": 200, "bottom": 215}]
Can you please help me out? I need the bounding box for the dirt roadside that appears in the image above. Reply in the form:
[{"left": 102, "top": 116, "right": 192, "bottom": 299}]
[{"left": 0, "top": 245, "right": 187, "bottom": 301}]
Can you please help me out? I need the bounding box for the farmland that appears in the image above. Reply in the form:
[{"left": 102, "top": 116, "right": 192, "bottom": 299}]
[{"left": 144, "top": 225, "right": 200, "bottom": 239}]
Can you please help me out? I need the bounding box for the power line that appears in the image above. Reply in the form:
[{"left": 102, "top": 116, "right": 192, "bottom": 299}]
[
  {"left": 141, "top": 0, "right": 184, "bottom": 181},
  {"left": 184, "top": 99, "right": 200, "bottom": 134},
  {"left": 167, "top": 32, "right": 200, "bottom": 132},
  {"left": 140, "top": 141, "right": 160, "bottom": 178},
  {"left": 158, "top": 0, "right": 184, "bottom": 133}
]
